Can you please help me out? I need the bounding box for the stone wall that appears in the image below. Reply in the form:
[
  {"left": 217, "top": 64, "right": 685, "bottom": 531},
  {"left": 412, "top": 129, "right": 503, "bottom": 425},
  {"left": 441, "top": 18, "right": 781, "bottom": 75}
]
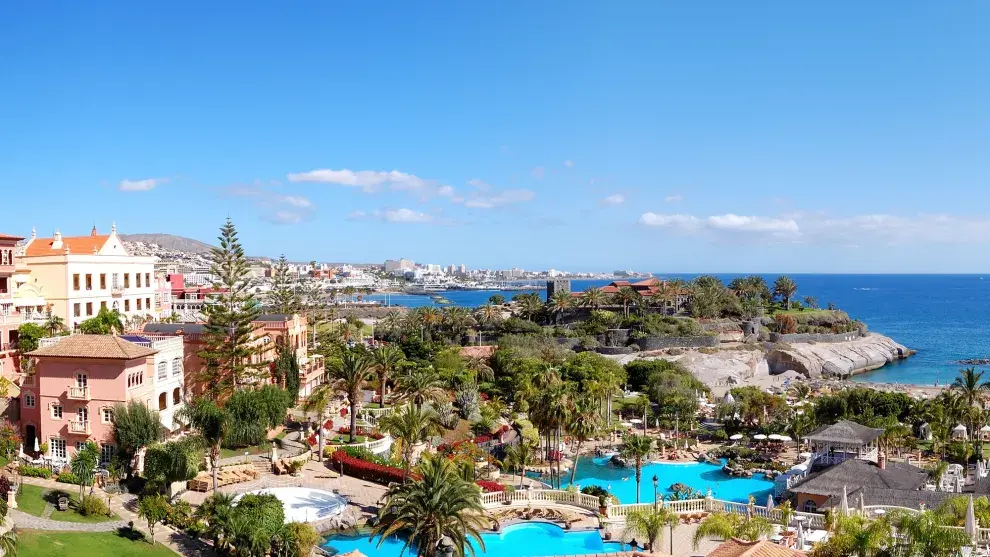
[
  {"left": 633, "top": 335, "right": 718, "bottom": 351},
  {"left": 769, "top": 331, "right": 864, "bottom": 343},
  {"left": 596, "top": 346, "right": 635, "bottom": 355},
  {"left": 600, "top": 329, "right": 630, "bottom": 347}
]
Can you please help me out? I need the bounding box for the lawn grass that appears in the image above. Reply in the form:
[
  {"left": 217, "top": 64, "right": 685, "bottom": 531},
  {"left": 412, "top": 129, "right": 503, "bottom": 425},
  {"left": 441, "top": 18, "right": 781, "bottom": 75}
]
[
  {"left": 16, "top": 484, "right": 118, "bottom": 523},
  {"left": 16, "top": 484, "right": 48, "bottom": 517},
  {"left": 16, "top": 530, "right": 177, "bottom": 557}
]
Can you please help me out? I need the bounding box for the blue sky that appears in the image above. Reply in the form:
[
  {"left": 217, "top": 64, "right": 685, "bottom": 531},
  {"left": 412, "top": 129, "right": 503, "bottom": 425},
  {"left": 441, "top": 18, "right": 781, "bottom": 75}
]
[{"left": 2, "top": 2, "right": 990, "bottom": 273}]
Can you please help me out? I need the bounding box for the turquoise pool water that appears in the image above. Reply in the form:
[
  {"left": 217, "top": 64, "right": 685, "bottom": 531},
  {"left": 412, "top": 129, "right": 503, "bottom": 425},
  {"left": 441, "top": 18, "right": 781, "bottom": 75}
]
[
  {"left": 553, "top": 456, "right": 774, "bottom": 504},
  {"left": 323, "top": 522, "right": 628, "bottom": 557}
]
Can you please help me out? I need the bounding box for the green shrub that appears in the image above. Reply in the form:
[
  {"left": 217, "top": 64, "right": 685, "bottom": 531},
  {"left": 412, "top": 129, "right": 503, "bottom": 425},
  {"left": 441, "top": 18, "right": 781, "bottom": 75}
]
[
  {"left": 55, "top": 472, "right": 83, "bottom": 485},
  {"left": 78, "top": 494, "right": 109, "bottom": 516},
  {"left": 237, "top": 493, "right": 285, "bottom": 537},
  {"left": 165, "top": 499, "right": 193, "bottom": 528},
  {"left": 18, "top": 465, "right": 52, "bottom": 479}
]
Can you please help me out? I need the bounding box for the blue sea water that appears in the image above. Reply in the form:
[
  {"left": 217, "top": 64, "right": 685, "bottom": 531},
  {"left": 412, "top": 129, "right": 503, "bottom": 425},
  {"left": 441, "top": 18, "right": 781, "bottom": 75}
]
[
  {"left": 553, "top": 456, "right": 773, "bottom": 504},
  {"left": 323, "top": 522, "right": 628, "bottom": 557},
  {"left": 370, "top": 275, "right": 990, "bottom": 386}
]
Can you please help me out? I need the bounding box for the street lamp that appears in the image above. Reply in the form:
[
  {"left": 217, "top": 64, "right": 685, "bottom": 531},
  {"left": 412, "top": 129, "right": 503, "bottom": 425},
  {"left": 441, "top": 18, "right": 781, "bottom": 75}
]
[{"left": 652, "top": 474, "right": 659, "bottom": 510}]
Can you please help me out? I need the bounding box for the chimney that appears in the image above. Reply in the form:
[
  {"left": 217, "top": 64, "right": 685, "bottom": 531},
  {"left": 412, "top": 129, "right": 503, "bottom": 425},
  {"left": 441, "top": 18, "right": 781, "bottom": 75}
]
[
  {"left": 878, "top": 452, "right": 886, "bottom": 470},
  {"left": 51, "top": 229, "right": 62, "bottom": 250}
]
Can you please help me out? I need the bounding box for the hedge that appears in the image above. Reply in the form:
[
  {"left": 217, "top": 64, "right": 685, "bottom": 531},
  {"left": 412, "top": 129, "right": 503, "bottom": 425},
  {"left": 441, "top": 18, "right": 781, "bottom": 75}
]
[
  {"left": 18, "top": 465, "right": 52, "bottom": 479},
  {"left": 330, "top": 450, "right": 411, "bottom": 485}
]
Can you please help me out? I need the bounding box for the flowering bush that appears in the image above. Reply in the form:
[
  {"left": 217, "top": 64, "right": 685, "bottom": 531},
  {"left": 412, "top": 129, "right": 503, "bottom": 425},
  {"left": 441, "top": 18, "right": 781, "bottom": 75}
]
[
  {"left": 336, "top": 426, "right": 383, "bottom": 440},
  {"left": 476, "top": 480, "right": 504, "bottom": 493},
  {"left": 330, "top": 450, "right": 411, "bottom": 485}
]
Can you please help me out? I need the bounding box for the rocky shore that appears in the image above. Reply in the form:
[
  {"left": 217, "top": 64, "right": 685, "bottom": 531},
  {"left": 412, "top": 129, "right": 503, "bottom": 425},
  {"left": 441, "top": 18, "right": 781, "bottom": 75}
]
[{"left": 608, "top": 332, "right": 913, "bottom": 389}]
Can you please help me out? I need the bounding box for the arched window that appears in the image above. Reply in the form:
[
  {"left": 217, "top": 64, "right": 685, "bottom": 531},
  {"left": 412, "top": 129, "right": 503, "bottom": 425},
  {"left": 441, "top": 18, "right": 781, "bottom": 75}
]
[
  {"left": 173, "top": 387, "right": 181, "bottom": 405},
  {"left": 803, "top": 500, "right": 817, "bottom": 513},
  {"left": 158, "top": 392, "right": 167, "bottom": 411},
  {"left": 157, "top": 361, "right": 167, "bottom": 380},
  {"left": 171, "top": 357, "right": 182, "bottom": 377}
]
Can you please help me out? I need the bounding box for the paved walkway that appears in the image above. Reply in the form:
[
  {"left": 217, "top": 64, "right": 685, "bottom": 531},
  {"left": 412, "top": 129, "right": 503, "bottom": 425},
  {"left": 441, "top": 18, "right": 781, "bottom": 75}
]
[{"left": 9, "top": 508, "right": 129, "bottom": 532}]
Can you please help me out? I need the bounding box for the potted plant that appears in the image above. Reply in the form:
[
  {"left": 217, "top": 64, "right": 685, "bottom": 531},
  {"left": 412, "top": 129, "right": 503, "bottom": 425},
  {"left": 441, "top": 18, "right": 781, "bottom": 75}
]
[
  {"left": 777, "top": 500, "right": 796, "bottom": 536},
  {"left": 503, "top": 485, "right": 515, "bottom": 505},
  {"left": 598, "top": 494, "right": 608, "bottom": 517}
]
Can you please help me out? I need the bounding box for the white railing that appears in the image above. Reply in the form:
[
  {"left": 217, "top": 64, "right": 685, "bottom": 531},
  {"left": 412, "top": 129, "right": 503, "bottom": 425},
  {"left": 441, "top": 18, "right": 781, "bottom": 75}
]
[
  {"left": 328, "top": 434, "right": 393, "bottom": 457},
  {"left": 67, "top": 386, "right": 90, "bottom": 400},
  {"left": 69, "top": 421, "right": 90, "bottom": 434},
  {"left": 360, "top": 404, "right": 406, "bottom": 426}
]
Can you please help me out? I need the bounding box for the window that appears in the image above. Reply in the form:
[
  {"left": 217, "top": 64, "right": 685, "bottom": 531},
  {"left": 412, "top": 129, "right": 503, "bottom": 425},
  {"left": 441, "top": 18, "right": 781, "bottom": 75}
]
[
  {"left": 137, "top": 299, "right": 142, "bottom": 311},
  {"left": 136, "top": 274, "right": 142, "bottom": 288},
  {"left": 51, "top": 404, "right": 63, "bottom": 419},
  {"left": 171, "top": 358, "right": 182, "bottom": 377},
  {"left": 112, "top": 273, "right": 119, "bottom": 290},
  {"left": 127, "top": 370, "right": 143, "bottom": 388},
  {"left": 173, "top": 387, "right": 181, "bottom": 405},
  {"left": 75, "top": 441, "right": 86, "bottom": 452},
  {"left": 76, "top": 373, "right": 87, "bottom": 388},
  {"left": 85, "top": 302, "right": 93, "bottom": 316},
  {"left": 77, "top": 407, "right": 88, "bottom": 424},
  {"left": 158, "top": 392, "right": 167, "bottom": 410},
  {"left": 124, "top": 300, "right": 130, "bottom": 312},
  {"left": 145, "top": 273, "right": 151, "bottom": 286},
  {"left": 24, "top": 394, "right": 35, "bottom": 408},
  {"left": 85, "top": 274, "right": 92, "bottom": 290},
  {"left": 157, "top": 361, "right": 167, "bottom": 380},
  {"left": 73, "top": 303, "right": 81, "bottom": 317},
  {"left": 50, "top": 438, "right": 66, "bottom": 459},
  {"left": 803, "top": 500, "right": 817, "bottom": 513},
  {"left": 101, "top": 407, "right": 113, "bottom": 424},
  {"left": 124, "top": 274, "right": 130, "bottom": 288},
  {"left": 100, "top": 444, "right": 116, "bottom": 464},
  {"left": 73, "top": 274, "right": 80, "bottom": 290},
  {"left": 100, "top": 274, "right": 106, "bottom": 290},
  {"left": 101, "top": 301, "right": 107, "bottom": 310},
  {"left": 146, "top": 297, "right": 152, "bottom": 310}
]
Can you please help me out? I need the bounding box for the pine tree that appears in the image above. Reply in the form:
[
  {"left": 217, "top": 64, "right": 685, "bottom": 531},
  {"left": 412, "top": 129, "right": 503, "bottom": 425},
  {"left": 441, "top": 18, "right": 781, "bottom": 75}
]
[
  {"left": 198, "top": 218, "right": 265, "bottom": 401},
  {"left": 273, "top": 342, "right": 300, "bottom": 403},
  {"left": 267, "top": 254, "right": 300, "bottom": 314}
]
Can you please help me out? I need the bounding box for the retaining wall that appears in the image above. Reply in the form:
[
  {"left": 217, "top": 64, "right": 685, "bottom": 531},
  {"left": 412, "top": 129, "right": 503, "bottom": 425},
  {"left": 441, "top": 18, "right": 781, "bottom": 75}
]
[{"left": 633, "top": 335, "right": 718, "bottom": 350}]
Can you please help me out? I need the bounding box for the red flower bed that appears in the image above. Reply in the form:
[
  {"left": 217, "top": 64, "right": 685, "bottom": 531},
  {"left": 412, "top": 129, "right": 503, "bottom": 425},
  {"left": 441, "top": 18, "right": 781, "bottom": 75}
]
[
  {"left": 330, "top": 450, "right": 411, "bottom": 485},
  {"left": 476, "top": 480, "right": 504, "bottom": 493},
  {"left": 336, "top": 426, "right": 384, "bottom": 439},
  {"left": 438, "top": 425, "right": 511, "bottom": 453}
]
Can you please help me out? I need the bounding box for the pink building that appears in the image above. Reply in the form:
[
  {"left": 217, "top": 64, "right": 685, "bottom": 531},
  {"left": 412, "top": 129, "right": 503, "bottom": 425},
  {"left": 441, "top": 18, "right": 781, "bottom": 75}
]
[
  {"left": 0, "top": 233, "right": 25, "bottom": 379},
  {"left": 23, "top": 335, "right": 156, "bottom": 463}
]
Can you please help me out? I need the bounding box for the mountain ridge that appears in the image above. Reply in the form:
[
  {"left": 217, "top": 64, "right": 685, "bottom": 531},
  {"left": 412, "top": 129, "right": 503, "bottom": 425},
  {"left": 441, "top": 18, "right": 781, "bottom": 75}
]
[{"left": 120, "top": 233, "right": 214, "bottom": 254}]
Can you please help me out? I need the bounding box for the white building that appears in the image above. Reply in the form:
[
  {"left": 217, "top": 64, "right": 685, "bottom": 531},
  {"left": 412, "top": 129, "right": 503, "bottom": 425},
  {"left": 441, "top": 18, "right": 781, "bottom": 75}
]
[
  {"left": 128, "top": 334, "right": 186, "bottom": 434},
  {"left": 384, "top": 258, "right": 415, "bottom": 274},
  {"left": 426, "top": 264, "right": 443, "bottom": 274},
  {"left": 18, "top": 225, "right": 159, "bottom": 329}
]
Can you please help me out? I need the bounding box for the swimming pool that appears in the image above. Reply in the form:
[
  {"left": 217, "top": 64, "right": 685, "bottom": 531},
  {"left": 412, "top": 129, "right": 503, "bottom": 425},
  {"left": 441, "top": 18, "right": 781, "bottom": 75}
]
[
  {"left": 323, "top": 522, "right": 628, "bottom": 557},
  {"left": 234, "top": 487, "right": 348, "bottom": 523},
  {"left": 555, "top": 456, "right": 774, "bottom": 504}
]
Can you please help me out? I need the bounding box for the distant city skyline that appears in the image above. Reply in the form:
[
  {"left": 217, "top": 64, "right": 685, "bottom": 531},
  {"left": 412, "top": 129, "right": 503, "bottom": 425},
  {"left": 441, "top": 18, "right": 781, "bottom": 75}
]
[{"left": 3, "top": 3, "right": 990, "bottom": 273}]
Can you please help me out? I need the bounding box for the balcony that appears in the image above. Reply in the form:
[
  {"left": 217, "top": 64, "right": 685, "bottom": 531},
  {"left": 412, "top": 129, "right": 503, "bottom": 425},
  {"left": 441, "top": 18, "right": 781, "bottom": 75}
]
[
  {"left": 0, "top": 312, "right": 21, "bottom": 326},
  {"left": 68, "top": 421, "right": 91, "bottom": 435},
  {"left": 67, "top": 386, "right": 90, "bottom": 400},
  {"left": 111, "top": 286, "right": 124, "bottom": 297}
]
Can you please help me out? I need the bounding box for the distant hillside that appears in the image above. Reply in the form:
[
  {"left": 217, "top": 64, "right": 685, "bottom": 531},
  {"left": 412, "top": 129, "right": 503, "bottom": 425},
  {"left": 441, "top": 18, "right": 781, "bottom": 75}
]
[{"left": 120, "top": 234, "right": 214, "bottom": 254}]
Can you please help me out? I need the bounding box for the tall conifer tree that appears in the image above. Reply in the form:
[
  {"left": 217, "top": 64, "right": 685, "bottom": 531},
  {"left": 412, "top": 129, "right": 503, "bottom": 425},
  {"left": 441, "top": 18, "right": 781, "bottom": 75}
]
[
  {"left": 198, "top": 218, "right": 265, "bottom": 400},
  {"left": 267, "top": 254, "right": 300, "bottom": 314}
]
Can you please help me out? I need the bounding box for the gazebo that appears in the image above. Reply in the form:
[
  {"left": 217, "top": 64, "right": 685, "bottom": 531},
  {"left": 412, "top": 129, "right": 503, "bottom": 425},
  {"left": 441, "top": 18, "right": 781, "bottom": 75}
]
[
  {"left": 952, "top": 424, "right": 968, "bottom": 440},
  {"left": 803, "top": 420, "right": 883, "bottom": 466}
]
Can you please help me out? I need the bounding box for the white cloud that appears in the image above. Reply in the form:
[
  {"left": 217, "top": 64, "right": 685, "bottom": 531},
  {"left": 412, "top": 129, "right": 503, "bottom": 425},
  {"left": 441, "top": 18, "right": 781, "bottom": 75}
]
[
  {"left": 467, "top": 179, "right": 491, "bottom": 191},
  {"left": 278, "top": 195, "right": 313, "bottom": 208},
  {"left": 384, "top": 208, "right": 433, "bottom": 223},
  {"left": 665, "top": 194, "right": 684, "bottom": 203},
  {"left": 531, "top": 166, "right": 545, "bottom": 180},
  {"left": 601, "top": 194, "right": 625, "bottom": 205},
  {"left": 119, "top": 178, "right": 168, "bottom": 192},
  {"left": 564, "top": 160, "right": 574, "bottom": 168},
  {"left": 436, "top": 185, "right": 456, "bottom": 197},
  {"left": 265, "top": 211, "right": 304, "bottom": 225},
  {"left": 458, "top": 189, "right": 535, "bottom": 209},
  {"left": 639, "top": 210, "right": 990, "bottom": 245},
  {"left": 286, "top": 168, "right": 429, "bottom": 194}
]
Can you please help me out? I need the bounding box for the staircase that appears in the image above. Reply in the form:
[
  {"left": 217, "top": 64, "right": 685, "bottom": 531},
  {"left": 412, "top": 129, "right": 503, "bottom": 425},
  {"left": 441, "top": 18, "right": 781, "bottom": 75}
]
[{"left": 252, "top": 459, "right": 273, "bottom": 476}]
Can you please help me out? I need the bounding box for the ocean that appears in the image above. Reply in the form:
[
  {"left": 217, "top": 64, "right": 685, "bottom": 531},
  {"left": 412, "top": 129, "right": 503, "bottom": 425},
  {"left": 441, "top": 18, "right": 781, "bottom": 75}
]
[{"left": 370, "top": 274, "right": 990, "bottom": 386}]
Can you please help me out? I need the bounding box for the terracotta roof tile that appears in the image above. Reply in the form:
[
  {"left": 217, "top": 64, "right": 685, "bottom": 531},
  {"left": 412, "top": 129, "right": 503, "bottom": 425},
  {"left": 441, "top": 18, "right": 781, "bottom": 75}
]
[
  {"left": 0, "top": 233, "right": 24, "bottom": 241},
  {"left": 23, "top": 235, "right": 110, "bottom": 257},
  {"left": 27, "top": 334, "right": 157, "bottom": 360},
  {"left": 707, "top": 538, "right": 805, "bottom": 557},
  {"left": 460, "top": 345, "right": 496, "bottom": 358}
]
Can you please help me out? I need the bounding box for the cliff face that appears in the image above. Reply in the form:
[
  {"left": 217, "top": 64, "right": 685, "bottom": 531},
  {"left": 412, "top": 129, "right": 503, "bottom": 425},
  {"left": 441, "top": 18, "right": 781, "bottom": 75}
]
[
  {"left": 765, "top": 333, "right": 911, "bottom": 379},
  {"left": 607, "top": 333, "right": 911, "bottom": 387}
]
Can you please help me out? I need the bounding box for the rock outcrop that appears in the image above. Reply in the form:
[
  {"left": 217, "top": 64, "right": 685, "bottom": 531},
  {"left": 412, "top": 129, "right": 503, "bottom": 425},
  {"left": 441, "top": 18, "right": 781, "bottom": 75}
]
[
  {"left": 609, "top": 348, "right": 771, "bottom": 387},
  {"left": 765, "top": 333, "right": 911, "bottom": 379}
]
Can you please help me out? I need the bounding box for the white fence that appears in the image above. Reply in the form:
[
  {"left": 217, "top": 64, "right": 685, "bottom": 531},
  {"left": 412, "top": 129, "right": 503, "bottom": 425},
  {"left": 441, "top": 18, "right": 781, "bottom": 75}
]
[{"left": 327, "top": 434, "right": 393, "bottom": 457}]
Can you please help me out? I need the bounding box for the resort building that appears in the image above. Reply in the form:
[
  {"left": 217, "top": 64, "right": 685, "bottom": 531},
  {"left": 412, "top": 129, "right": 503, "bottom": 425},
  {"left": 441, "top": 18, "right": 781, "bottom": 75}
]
[
  {"left": 803, "top": 420, "right": 883, "bottom": 466},
  {"left": 569, "top": 278, "right": 691, "bottom": 313},
  {"left": 166, "top": 273, "right": 224, "bottom": 318},
  {"left": 788, "top": 457, "right": 931, "bottom": 513},
  {"left": 22, "top": 335, "right": 160, "bottom": 464},
  {"left": 0, "top": 233, "right": 25, "bottom": 380},
  {"left": 254, "top": 314, "right": 325, "bottom": 398},
  {"left": 120, "top": 333, "right": 186, "bottom": 434},
  {"left": 16, "top": 225, "right": 159, "bottom": 330}
]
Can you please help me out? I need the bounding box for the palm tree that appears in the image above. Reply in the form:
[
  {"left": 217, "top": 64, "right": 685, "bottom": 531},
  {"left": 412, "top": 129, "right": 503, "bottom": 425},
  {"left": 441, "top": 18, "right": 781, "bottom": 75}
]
[
  {"left": 69, "top": 440, "right": 99, "bottom": 498},
  {"left": 566, "top": 396, "right": 602, "bottom": 485},
  {"left": 372, "top": 454, "right": 487, "bottom": 557},
  {"left": 809, "top": 514, "right": 893, "bottom": 557},
  {"left": 395, "top": 366, "right": 448, "bottom": 410},
  {"left": 0, "top": 529, "right": 17, "bottom": 556},
  {"left": 952, "top": 367, "right": 989, "bottom": 409},
  {"left": 372, "top": 345, "right": 405, "bottom": 408},
  {"left": 327, "top": 348, "right": 374, "bottom": 443},
  {"left": 892, "top": 510, "right": 971, "bottom": 557},
  {"left": 612, "top": 286, "right": 639, "bottom": 318},
  {"left": 624, "top": 507, "right": 678, "bottom": 554},
  {"left": 503, "top": 441, "right": 537, "bottom": 487},
  {"left": 195, "top": 492, "right": 236, "bottom": 552},
  {"left": 773, "top": 276, "right": 797, "bottom": 309},
  {"left": 514, "top": 293, "right": 543, "bottom": 322},
  {"left": 580, "top": 287, "right": 607, "bottom": 311},
  {"left": 693, "top": 512, "right": 775, "bottom": 549},
  {"left": 174, "top": 397, "right": 227, "bottom": 491},
  {"left": 44, "top": 314, "right": 66, "bottom": 336},
  {"left": 417, "top": 307, "right": 442, "bottom": 339},
  {"left": 302, "top": 382, "right": 337, "bottom": 462},
  {"left": 379, "top": 405, "right": 443, "bottom": 475},
  {"left": 621, "top": 434, "right": 654, "bottom": 503},
  {"left": 547, "top": 289, "right": 574, "bottom": 325},
  {"left": 474, "top": 304, "right": 502, "bottom": 330}
]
